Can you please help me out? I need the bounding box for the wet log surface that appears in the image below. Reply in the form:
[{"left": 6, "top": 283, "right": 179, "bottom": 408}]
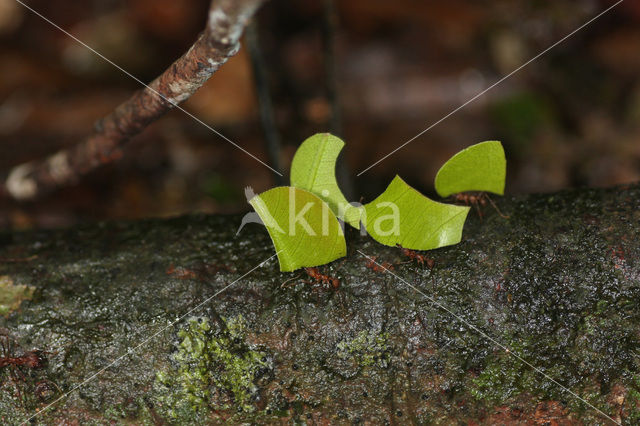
[{"left": 1, "top": 184, "right": 639, "bottom": 424}]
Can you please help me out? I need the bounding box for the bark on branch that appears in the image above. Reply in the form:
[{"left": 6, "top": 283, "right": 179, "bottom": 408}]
[
  {"left": 1, "top": 0, "right": 266, "bottom": 201},
  {"left": 0, "top": 185, "right": 639, "bottom": 423}
]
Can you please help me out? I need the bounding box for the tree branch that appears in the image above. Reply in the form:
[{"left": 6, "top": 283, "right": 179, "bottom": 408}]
[
  {"left": 1, "top": 0, "right": 266, "bottom": 201},
  {"left": 1, "top": 184, "right": 638, "bottom": 424}
]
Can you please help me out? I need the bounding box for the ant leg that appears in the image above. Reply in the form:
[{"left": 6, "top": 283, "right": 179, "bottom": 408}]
[
  {"left": 472, "top": 200, "right": 484, "bottom": 221},
  {"left": 0, "top": 335, "right": 7, "bottom": 358},
  {"left": 0, "top": 332, "right": 11, "bottom": 353},
  {"left": 486, "top": 195, "right": 510, "bottom": 219},
  {"left": 300, "top": 279, "right": 319, "bottom": 290},
  {"left": 8, "top": 367, "right": 25, "bottom": 405},
  {"left": 0, "top": 334, "right": 14, "bottom": 367},
  {"left": 281, "top": 275, "right": 301, "bottom": 288}
]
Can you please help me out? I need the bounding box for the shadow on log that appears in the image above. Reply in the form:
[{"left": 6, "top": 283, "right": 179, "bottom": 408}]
[{"left": 1, "top": 184, "right": 639, "bottom": 424}]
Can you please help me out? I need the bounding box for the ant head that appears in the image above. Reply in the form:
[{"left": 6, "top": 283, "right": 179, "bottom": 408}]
[{"left": 25, "top": 350, "right": 47, "bottom": 369}]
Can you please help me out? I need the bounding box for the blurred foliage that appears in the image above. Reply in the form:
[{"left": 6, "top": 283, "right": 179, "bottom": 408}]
[
  {"left": 490, "top": 92, "right": 555, "bottom": 156},
  {"left": 202, "top": 173, "right": 241, "bottom": 204}
]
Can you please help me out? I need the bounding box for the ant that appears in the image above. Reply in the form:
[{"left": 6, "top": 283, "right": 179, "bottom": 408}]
[
  {"left": 365, "top": 256, "right": 394, "bottom": 273},
  {"left": 166, "top": 264, "right": 197, "bottom": 280},
  {"left": 450, "top": 192, "right": 509, "bottom": 220},
  {"left": 0, "top": 350, "right": 46, "bottom": 369},
  {"left": 0, "top": 331, "right": 49, "bottom": 405},
  {"left": 304, "top": 267, "right": 340, "bottom": 290},
  {"left": 396, "top": 244, "right": 434, "bottom": 269}
]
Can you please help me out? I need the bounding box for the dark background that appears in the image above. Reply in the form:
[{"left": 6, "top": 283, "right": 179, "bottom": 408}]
[{"left": 0, "top": 0, "right": 639, "bottom": 229}]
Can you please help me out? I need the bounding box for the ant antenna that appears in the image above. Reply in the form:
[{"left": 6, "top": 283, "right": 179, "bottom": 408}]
[{"left": 485, "top": 194, "right": 510, "bottom": 219}]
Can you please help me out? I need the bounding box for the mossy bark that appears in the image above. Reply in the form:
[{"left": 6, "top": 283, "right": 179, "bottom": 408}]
[{"left": 1, "top": 184, "right": 640, "bottom": 424}]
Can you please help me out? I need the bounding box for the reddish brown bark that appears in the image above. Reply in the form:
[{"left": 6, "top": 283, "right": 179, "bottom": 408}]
[{"left": 1, "top": 0, "right": 266, "bottom": 201}]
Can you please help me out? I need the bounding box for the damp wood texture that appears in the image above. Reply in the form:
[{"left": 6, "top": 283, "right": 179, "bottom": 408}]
[{"left": 0, "top": 184, "right": 639, "bottom": 424}]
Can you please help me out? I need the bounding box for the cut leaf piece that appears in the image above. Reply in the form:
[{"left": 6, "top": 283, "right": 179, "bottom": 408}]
[
  {"left": 434, "top": 141, "right": 506, "bottom": 197},
  {"left": 290, "top": 133, "right": 363, "bottom": 229},
  {"left": 249, "top": 186, "right": 346, "bottom": 272},
  {"left": 363, "top": 176, "right": 470, "bottom": 250}
]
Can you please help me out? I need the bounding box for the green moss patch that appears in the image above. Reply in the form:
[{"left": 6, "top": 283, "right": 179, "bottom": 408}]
[
  {"left": 336, "top": 330, "right": 390, "bottom": 368},
  {"left": 154, "top": 316, "right": 271, "bottom": 421},
  {"left": 0, "top": 275, "right": 34, "bottom": 316},
  {"left": 470, "top": 347, "right": 537, "bottom": 402}
]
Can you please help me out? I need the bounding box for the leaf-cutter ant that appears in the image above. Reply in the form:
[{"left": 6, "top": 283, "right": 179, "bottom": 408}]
[
  {"left": 365, "top": 256, "right": 394, "bottom": 272},
  {"left": 450, "top": 192, "right": 509, "bottom": 220},
  {"left": 0, "top": 350, "right": 46, "bottom": 369},
  {"left": 304, "top": 267, "right": 340, "bottom": 290},
  {"left": 0, "top": 330, "right": 49, "bottom": 404},
  {"left": 166, "top": 264, "right": 197, "bottom": 280},
  {"left": 396, "top": 244, "right": 434, "bottom": 269},
  {"left": 0, "top": 333, "right": 47, "bottom": 371}
]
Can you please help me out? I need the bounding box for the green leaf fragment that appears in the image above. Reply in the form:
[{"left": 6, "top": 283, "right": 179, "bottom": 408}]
[
  {"left": 249, "top": 186, "right": 346, "bottom": 272},
  {"left": 363, "top": 176, "right": 470, "bottom": 250},
  {"left": 434, "top": 141, "right": 506, "bottom": 197},
  {"left": 290, "top": 133, "right": 363, "bottom": 229}
]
